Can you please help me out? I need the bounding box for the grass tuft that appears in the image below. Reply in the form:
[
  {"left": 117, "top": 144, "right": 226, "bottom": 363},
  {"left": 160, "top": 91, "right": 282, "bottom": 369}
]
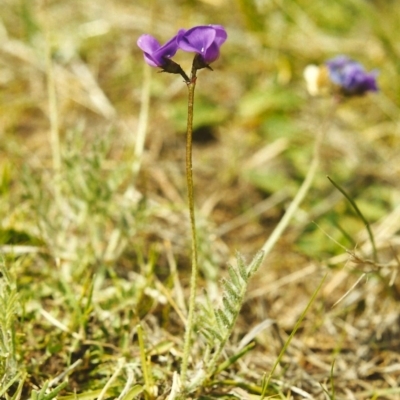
[{"left": 1, "top": 0, "right": 400, "bottom": 398}]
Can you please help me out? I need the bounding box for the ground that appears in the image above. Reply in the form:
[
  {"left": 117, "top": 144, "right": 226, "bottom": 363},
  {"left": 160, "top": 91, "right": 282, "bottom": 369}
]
[{"left": 1, "top": 1, "right": 400, "bottom": 399}]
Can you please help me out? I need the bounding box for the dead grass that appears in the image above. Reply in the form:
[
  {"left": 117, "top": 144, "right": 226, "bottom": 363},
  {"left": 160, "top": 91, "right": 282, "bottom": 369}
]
[{"left": 1, "top": 0, "right": 400, "bottom": 399}]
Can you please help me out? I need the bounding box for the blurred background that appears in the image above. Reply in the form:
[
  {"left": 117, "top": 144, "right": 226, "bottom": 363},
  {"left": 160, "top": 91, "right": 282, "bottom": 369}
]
[
  {"left": 2, "top": 0, "right": 399, "bottom": 269},
  {"left": 1, "top": 0, "right": 400, "bottom": 397}
]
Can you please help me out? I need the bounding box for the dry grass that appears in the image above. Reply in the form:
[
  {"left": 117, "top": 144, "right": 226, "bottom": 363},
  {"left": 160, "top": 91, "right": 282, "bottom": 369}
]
[{"left": 1, "top": 0, "right": 400, "bottom": 399}]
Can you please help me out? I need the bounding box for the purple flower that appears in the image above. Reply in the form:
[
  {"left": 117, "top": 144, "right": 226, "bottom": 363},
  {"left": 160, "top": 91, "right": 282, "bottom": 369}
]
[
  {"left": 137, "top": 32, "right": 184, "bottom": 68},
  {"left": 178, "top": 25, "right": 227, "bottom": 66},
  {"left": 325, "top": 55, "right": 378, "bottom": 96}
]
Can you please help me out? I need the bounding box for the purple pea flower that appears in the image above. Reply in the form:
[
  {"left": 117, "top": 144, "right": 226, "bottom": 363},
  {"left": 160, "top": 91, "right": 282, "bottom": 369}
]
[
  {"left": 325, "top": 55, "right": 378, "bottom": 96},
  {"left": 178, "top": 25, "right": 227, "bottom": 69},
  {"left": 137, "top": 31, "right": 187, "bottom": 76}
]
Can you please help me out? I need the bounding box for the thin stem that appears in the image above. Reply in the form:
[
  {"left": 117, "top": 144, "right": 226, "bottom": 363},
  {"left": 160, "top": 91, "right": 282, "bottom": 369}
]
[
  {"left": 44, "top": 6, "right": 61, "bottom": 172},
  {"left": 133, "top": 63, "right": 152, "bottom": 176},
  {"left": 137, "top": 324, "right": 154, "bottom": 399},
  {"left": 181, "top": 74, "right": 199, "bottom": 384},
  {"left": 262, "top": 273, "right": 327, "bottom": 396},
  {"left": 261, "top": 101, "right": 337, "bottom": 259},
  {"left": 97, "top": 358, "right": 125, "bottom": 400},
  {"left": 327, "top": 176, "right": 378, "bottom": 261}
]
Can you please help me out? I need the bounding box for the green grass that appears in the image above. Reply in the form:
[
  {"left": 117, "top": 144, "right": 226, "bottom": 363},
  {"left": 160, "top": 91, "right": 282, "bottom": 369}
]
[{"left": 1, "top": 0, "right": 400, "bottom": 398}]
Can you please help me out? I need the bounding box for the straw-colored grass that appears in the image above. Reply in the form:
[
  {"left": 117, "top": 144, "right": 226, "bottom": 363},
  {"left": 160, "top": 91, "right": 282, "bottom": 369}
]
[{"left": 1, "top": 0, "right": 400, "bottom": 398}]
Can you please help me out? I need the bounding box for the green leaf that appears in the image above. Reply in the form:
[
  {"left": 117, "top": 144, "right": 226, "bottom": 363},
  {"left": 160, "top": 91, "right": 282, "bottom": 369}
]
[
  {"left": 43, "top": 382, "right": 68, "bottom": 400},
  {"left": 203, "top": 327, "right": 223, "bottom": 343},
  {"left": 119, "top": 385, "right": 144, "bottom": 400},
  {"left": 222, "top": 278, "right": 241, "bottom": 303},
  {"left": 217, "top": 309, "right": 231, "bottom": 329},
  {"left": 222, "top": 296, "right": 235, "bottom": 318},
  {"left": 58, "top": 388, "right": 115, "bottom": 400},
  {"left": 247, "top": 251, "right": 264, "bottom": 277},
  {"left": 227, "top": 266, "right": 241, "bottom": 289},
  {"left": 236, "top": 252, "right": 248, "bottom": 282}
]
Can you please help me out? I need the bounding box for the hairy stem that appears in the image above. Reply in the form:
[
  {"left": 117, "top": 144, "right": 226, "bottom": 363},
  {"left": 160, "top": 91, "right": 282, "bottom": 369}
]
[{"left": 181, "top": 75, "right": 199, "bottom": 384}]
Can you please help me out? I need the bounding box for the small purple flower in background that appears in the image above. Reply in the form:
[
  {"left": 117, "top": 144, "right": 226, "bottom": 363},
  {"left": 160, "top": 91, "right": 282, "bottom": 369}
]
[
  {"left": 178, "top": 25, "right": 228, "bottom": 69},
  {"left": 325, "top": 55, "right": 378, "bottom": 96},
  {"left": 304, "top": 55, "right": 378, "bottom": 98}
]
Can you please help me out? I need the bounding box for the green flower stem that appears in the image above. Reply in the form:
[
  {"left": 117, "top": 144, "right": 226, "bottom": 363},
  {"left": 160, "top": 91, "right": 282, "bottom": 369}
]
[
  {"left": 327, "top": 176, "right": 377, "bottom": 261},
  {"left": 181, "top": 73, "right": 199, "bottom": 384},
  {"left": 261, "top": 101, "right": 337, "bottom": 259}
]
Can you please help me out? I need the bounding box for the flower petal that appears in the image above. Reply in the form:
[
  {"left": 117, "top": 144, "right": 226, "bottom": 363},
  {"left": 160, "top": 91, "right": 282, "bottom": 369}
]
[
  {"left": 137, "top": 34, "right": 161, "bottom": 53},
  {"left": 203, "top": 42, "right": 220, "bottom": 63},
  {"left": 178, "top": 25, "right": 227, "bottom": 65},
  {"left": 153, "top": 32, "right": 183, "bottom": 61},
  {"left": 208, "top": 25, "right": 228, "bottom": 47},
  {"left": 137, "top": 34, "right": 162, "bottom": 67},
  {"left": 325, "top": 55, "right": 378, "bottom": 95},
  {"left": 179, "top": 26, "right": 217, "bottom": 56},
  {"left": 137, "top": 32, "right": 182, "bottom": 68}
]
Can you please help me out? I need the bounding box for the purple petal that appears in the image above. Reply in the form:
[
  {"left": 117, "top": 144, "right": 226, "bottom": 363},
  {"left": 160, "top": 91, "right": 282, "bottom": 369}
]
[
  {"left": 153, "top": 33, "right": 182, "bottom": 60},
  {"left": 179, "top": 26, "right": 216, "bottom": 55},
  {"left": 137, "top": 33, "right": 181, "bottom": 68},
  {"left": 208, "top": 25, "right": 228, "bottom": 47},
  {"left": 137, "top": 34, "right": 161, "bottom": 53},
  {"left": 325, "top": 55, "right": 378, "bottom": 95},
  {"left": 137, "top": 35, "right": 161, "bottom": 67},
  {"left": 178, "top": 25, "right": 227, "bottom": 64},
  {"left": 344, "top": 69, "right": 378, "bottom": 93},
  {"left": 326, "top": 55, "right": 351, "bottom": 70},
  {"left": 203, "top": 43, "right": 220, "bottom": 63}
]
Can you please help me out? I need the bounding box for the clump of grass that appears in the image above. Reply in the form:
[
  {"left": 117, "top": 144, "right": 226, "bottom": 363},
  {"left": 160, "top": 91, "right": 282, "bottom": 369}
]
[
  {"left": 0, "top": 259, "right": 21, "bottom": 397},
  {"left": 1, "top": 0, "right": 400, "bottom": 398},
  {"left": 22, "top": 131, "right": 144, "bottom": 280}
]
